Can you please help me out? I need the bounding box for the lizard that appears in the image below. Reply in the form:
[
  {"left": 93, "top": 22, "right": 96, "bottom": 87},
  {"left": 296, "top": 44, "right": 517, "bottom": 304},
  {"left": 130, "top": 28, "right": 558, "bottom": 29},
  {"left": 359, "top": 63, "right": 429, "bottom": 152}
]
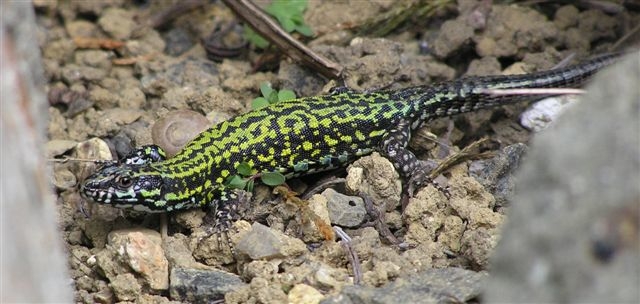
[{"left": 81, "top": 53, "right": 619, "bottom": 231}]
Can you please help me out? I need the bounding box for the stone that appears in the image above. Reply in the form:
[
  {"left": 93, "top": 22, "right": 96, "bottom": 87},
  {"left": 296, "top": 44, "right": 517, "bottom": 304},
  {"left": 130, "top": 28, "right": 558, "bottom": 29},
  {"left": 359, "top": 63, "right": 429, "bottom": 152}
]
[
  {"left": 288, "top": 283, "right": 324, "bottom": 304},
  {"left": 303, "top": 194, "right": 332, "bottom": 242},
  {"left": 52, "top": 168, "right": 76, "bottom": 190},
  {"left": 322, "top": 267, "right": 486, "bottom": 304},
  {"left": 520, "top": 95, "right": 581, "bottom": 132},
  {"left": 484, "top": 52, "right": 640, "bottom": 303},
  {"left": 74, "top": 50, "right": 111, "bottom": 70},
  {"left": 433, "top": 19, "right": 474, "bottom": 58},
  {"left": 169, "top": 267, "right": 246, "bottom": 303},
  {"left": 474, "top": 5, "right": 558, "bottom": 57},
  {"left": 109, "top": 273, "right": 141, "bottom": 302},
  {"left": 97, "top": 8, "right": 135, "bottom": 40},
  {"left": 45, "top": 139, "right": 77, "bottom": 158},
  {"left": 61, "top": 63, "right": 107, "bottom": 83},
  {"left": 117, "top": 229, "right": 168, "bottom": 290},
  {"left": 469, "top": 143, "right": 528, "bottom": 208},
  {"left": 236, "top": 223, "right": 307, "bottom": 260},
  {"left": 323, "top": 188, "right": 366, "bottom": 228},
  {"left": 346, "top": 152, "right": 401, "bottom": 212},
  {"left": 103, "top": 228, "right": 169, "bottom": 290}
]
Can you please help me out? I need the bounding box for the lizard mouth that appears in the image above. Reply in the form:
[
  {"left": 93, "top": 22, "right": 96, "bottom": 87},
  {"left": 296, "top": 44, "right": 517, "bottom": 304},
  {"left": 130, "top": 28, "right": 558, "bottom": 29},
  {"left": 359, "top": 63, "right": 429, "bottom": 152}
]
[{"left": 80, "top": 179, "right": 112, "bottom": 204}]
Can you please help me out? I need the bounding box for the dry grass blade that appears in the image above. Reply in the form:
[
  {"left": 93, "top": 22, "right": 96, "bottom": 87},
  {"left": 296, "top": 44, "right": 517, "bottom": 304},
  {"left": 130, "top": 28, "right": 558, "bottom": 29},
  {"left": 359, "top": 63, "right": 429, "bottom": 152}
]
[
  {"left": 73, "top": 37, "right": 124, "bottom": 49},
  {"left": 429, "top": 137, "right": 494, "bottom": 179}
]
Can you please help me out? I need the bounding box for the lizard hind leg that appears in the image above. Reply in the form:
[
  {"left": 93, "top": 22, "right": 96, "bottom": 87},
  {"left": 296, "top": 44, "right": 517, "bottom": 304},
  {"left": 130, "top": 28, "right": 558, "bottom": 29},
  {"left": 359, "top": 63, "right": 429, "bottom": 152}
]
[{"left": 379, "top": 119, "right": 449, "bottom": 203}]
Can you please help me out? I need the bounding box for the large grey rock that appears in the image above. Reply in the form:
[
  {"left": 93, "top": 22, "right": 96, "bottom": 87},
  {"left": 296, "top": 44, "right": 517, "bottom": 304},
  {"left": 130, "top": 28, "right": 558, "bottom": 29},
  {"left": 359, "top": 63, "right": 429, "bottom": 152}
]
[
  {"left": 484, "top": 53, "right": 640, "bottom": 302},
  {"left": 322, "top": 267, "right": 486, "bottom": 304},
  {"left": 170, "top": 268, "right": 246, "bottom": 303}
]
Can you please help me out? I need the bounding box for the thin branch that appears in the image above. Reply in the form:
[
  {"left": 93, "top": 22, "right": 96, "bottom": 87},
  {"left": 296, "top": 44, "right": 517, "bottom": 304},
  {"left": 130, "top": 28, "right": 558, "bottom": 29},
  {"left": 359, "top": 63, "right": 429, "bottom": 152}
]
[{"left": 221, "top": 0, "right": 343, "bottom": 79}]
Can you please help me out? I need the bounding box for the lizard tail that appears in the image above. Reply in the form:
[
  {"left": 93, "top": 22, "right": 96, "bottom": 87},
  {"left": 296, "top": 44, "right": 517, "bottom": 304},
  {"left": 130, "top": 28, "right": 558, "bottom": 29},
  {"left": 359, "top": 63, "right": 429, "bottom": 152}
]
[{"left": 404, "top": 52, "right": 621, "bottom": 129}]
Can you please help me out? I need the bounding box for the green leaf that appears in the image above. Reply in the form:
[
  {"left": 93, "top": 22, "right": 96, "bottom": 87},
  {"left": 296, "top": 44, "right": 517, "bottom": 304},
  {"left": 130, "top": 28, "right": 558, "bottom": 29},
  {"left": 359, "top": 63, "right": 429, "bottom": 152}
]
[
  {"left": 244, "top": 25, "right": 270, "bottom": 48},
  {"left": 264, "top": 4, "right": 280, "bottom": 17},
  {"left": 253, "top": 35, "right": 270, "bottom": 48},
  {"left": 267, "top": 90, "right": 279, "bottom": 104},
  {"left": 236, "top": 162, "right": 253, "bottom": 176},
  {"left": 280, "top": 0, "right": 306, "bottom": 14},
  {"left": 278, "top": 89, "right": 296, "bottom": 101},
  {"left": 290, "top": 0, "right": 307, "bottom": 12},
  {"left": 263, "top": 0, "right": 309, "bottom": 35},
  {"left": 227, "top": 175, "right": 247, "bottom": 190},
  {"left": 259, "top": 82, "right": 273, "bottom": 98},
  {"left": 295, "top": 24, "right": 314, "bottom": 37},
  {"left": 261, "top": 171, "right": 286, "bottom": 186},
  {"left": 290, "top": 13, "right": 303, "bottom": 24},
  {"left": 280, "top": 18, "right": 296, "bottom": 33},
  {"left": 246, "top": 179, "right": 255, "bottom": 192},
  {"left": 273, "top": 13, "right": 289, "bottom": 26},
  {"left": 252, "top": 97, "right": 270, "bottom": 110}
]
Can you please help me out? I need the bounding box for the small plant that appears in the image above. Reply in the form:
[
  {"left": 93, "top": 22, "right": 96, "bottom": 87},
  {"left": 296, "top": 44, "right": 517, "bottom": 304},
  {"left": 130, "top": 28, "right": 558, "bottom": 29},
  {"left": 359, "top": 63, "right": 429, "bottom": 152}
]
[
  {"left": 244, "top": 27, "right": 270, "bottom": 49},
  {"left": 251, "top": 82, "right": 296, "bottom": 110},
  {"left": 244, "top": 0, "right": 314, "bottom": 48},
  {"left": 226, "top": 161, "right": 286, "bottom": 192}
]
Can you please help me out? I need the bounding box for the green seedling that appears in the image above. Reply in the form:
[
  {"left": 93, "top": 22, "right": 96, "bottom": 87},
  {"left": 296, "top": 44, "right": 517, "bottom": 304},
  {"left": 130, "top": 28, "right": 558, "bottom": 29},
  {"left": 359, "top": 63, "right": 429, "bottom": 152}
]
[
  {"left": 226, "top": 161, "right": 286, "bottom": 192},
  {"left": 244, "top": 0, "right": 314, "bottom": 48},
  {"left": 251, "top": 82, "right": 296, "bottom": 110}
]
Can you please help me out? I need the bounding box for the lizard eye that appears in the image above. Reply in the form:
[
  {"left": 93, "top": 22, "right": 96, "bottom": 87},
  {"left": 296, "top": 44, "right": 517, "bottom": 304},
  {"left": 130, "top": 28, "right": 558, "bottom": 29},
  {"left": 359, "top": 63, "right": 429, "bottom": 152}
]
[{"left": 115, "top": 175, "right": 134, "bottom": 188}]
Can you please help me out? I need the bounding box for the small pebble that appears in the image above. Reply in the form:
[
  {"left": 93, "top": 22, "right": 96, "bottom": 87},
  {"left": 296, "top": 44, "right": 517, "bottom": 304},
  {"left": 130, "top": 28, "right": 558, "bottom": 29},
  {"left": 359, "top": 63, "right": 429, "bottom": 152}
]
[
  {"left": 46, "top": 139, "right": 78, "bottom": 158},
  {"left": 287, "top": 283, "right": 324, "bottom": 304},
  {"left": 236, "top": 223, "right": 307, "bottom": 260},
  {"left": 109, "top": 273, "right": 140, "bottom": 302},
  {"left": 86, "top": 255, "right": 97, "bottom": 266},
  {"left": 53, "top": 168, "right": 77, "bottom": 190},
  {"left": 93, "top": 287, "right": 114, "bottom": 304},
  {"left": 75, "top": 137, "right": 113, "bottom": 161},
  {"left": 323, "top": 188, "right": 366, "bottom": 228},
  {"left": 110, "top": 132, "right": 133, "bottom": 159}
]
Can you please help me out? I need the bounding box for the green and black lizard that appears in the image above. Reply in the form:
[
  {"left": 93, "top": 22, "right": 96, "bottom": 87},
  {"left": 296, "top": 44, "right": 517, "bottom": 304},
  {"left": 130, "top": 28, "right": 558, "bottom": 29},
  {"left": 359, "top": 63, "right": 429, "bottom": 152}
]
[{"left": 81, "top": 53, "right": 619, "bottom": 228}]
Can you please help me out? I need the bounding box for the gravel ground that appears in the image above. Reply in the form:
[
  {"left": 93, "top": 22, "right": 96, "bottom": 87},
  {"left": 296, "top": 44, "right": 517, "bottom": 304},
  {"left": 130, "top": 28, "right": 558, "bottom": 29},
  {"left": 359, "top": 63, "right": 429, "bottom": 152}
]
[{"left": 34, "top": 1, "right": 638, "bottom": 303}]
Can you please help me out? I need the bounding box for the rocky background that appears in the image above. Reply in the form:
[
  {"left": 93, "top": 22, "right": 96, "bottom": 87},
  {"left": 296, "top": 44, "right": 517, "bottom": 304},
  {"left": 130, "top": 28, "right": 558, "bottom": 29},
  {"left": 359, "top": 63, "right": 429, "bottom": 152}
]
[{"left": 2, "top": 0, "right": 638, "bottom": 303}]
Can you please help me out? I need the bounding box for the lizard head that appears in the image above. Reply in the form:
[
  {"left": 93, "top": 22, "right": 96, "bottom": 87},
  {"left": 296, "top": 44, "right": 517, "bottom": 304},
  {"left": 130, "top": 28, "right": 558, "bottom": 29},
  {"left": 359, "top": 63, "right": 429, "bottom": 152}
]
[{"left": 80, "top": 163, "right": 167, "bottom": 212}]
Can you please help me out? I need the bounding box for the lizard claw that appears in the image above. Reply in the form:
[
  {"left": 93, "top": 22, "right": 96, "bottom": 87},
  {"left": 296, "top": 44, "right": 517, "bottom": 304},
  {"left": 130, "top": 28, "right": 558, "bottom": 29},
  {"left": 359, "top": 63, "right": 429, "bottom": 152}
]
[{"left": 406, "top": 161, "right": 450, "bottom": 199}]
